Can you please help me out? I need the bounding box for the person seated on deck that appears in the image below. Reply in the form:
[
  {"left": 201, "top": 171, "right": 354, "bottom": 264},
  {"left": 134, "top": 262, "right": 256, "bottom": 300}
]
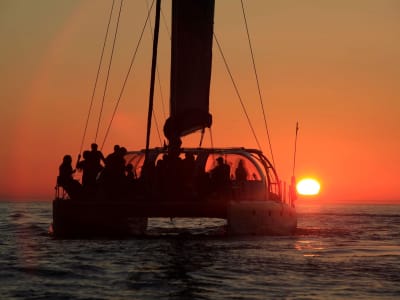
[
  {"left": 58, "top": 154, "right": 81, "bottom": 199},
  {"left": 124, "top": 163, "right": 137, "bottom": 198},
  {"left": 235, "top": 159, "right": 248, "bottom": 182},
  {"left": 210, "top": 157, "right": 231, "bottom": 199},
  {"left": 125, "top": 163, "right": 136, "bottom": 182}
]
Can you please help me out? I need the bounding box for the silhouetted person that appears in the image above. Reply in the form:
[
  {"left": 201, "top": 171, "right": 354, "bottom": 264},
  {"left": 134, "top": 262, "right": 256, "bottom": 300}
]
[
  {"left": 126, "top": 163, "right": 136, "bottom": 181},
  {"left": 88, "top": 143, "right": 105, "bottom": 174},
  {"left": 77, "top": 150, "right": 96, "bottom": 188},
  {"left": 235, "top": 159, "right": 247, "bottom": 181},
  {"left": 124, "top": 163, "right": 137, "bottom": 198},
  {"left": 211, "top": 157, "right": 230, "bottom": 184},
  {"left": 210, "top": 157, "right": 231, "bottom": 199},
  {"left": 105, "top": 144, "right": 120, "bottom": 165},
  {"left": 102, "top": 145, "right": 128, "bottom": 199},
  {"left": 117, "top": 147, "right": 128, "bottom": 179},
  {"left": 58, "top": 154, "right": 81, "bottom": 199}
]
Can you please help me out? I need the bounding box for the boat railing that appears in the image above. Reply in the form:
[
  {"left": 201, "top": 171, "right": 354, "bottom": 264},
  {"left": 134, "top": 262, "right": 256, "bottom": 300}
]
[{"left": 280, "top": 179, "right": 297, "bottom": 208}]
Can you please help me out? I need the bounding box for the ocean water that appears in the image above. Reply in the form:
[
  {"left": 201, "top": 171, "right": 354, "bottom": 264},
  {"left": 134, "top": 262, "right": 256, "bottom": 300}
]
[{"left": 0, "top": 201, "right": 399, "bottom": 300}]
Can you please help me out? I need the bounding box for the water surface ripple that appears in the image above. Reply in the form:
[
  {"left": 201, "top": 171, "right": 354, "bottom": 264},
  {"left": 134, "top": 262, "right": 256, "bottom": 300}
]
[{"left": 0, "top": 202, "right": 399, "bottom": 299}]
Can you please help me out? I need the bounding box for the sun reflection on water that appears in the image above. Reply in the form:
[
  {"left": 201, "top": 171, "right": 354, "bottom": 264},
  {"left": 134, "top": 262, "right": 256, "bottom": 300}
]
[{"left": 294, "top": 239, "right": 325, "bottom": 257}]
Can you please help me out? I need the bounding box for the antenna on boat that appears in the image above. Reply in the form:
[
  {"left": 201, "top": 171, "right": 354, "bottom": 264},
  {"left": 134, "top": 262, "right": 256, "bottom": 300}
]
[
  {"left": 292, "top": 122, "right": 299, "bottom": 178},
  {"left": 289, "top": 122, "right": 299, "bottom": 206}
]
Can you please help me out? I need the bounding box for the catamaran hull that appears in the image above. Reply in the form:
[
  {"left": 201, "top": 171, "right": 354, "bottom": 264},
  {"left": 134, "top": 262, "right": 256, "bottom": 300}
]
[
  {"left": 52, "top": 200, "right": 148, "bottom": 238},
  {"left": 227, "top": 201, "right": 297, "bottom": 235},
  {"left": 52, "top": 198, "right": 296, "bottom": 238}
]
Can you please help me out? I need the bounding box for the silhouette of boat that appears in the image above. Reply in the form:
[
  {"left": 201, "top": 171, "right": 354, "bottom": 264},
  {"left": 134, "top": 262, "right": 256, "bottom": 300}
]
[{"left": 52, "top": 0, "right": 297, "bottom": 237}]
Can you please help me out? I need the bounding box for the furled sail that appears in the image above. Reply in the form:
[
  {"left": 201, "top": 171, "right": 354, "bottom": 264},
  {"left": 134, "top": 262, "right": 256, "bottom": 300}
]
[{"left": 164, "top": 0, "right": 215, "bottom": 144}]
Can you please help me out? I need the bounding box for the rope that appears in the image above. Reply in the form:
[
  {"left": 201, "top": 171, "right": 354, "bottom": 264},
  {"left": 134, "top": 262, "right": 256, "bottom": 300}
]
[
  {"left": 199, "top": 128, "right": 205, "bottom": 147},
  {"left": 152, "top": 110, "right": 163, "bottom": 146},
  {"left": 209, "top": 127, "right": 215, "bottom": 150},
  {"left": 145, "top": 0, "right": 161, "bottom": 159},
  {"left": 160, "top": 6, "right": 171, "bottom": 39},
  {"left": 100, "top": 0, "right": 156, "bottom": 149},
  {"left": 146, "top": 0, "right": 167, "bottom": 139},
  {"left": 240, "top": 0, "right": 276, "bottom": 166},
  {"left": 95, "top": 0, "right": 124, "bottom": 143},
  {"left": 157, "top": 2, "right": 172, "bottom": 120},
  {"left": 213, "top": 33, "right": 262, "bottom": 150},
  {"left": 155, "top": 2, "right": 171, "bottom": 122},
  {"left": 79, "top": 0, "right": 115, "bottom": 154}
]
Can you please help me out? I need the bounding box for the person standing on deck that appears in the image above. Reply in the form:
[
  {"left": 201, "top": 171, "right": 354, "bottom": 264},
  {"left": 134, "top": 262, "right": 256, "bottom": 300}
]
[{"left": 88, "top": 143, "right": 105, "bottom": 174}]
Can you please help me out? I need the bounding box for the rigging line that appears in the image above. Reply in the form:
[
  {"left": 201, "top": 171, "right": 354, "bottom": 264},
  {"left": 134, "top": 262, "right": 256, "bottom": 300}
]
[
  {"left": 145, "top": 0, "right": 167, "bottom": 121},
  {"left": 240, "top": 0, "right": 275, "bottom": 167},
  {"left": 156, "top": 66, "right": 167, "bottom": 119},
  {"left": 145, "top": 0, "right": 161, "bottom": 160},
  {"left": 79, "top": 0, "right": 116, "bottom": 154},
  {"left": 209, "top": 127, "right": 215, "bottom": 151},
  {"left": 157, "top": 3, "right": 171, "bottom": 120},
  {"left": 101, "top": 0, "right": 156, "bottom": 149},
  {"left": 152, "top": 110, "right": 163, "bottom": 146},
  {"left": 213, "top": 33, "right": 262, "bottom": 150},
  {"left": 95, "top": 0, "right": 124, "bottom": 144},
  {"left": 208, "top": 127, "right": 218, "bottom": 166},
  {"left": 160, "top": 6, "right": 171, "bottom": 39},
  {"left": 199, "top": 128, "right": 205, "bottom": 148}
]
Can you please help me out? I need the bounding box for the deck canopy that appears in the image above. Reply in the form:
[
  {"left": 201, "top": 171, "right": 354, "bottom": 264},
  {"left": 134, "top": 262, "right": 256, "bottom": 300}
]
[{"left": 125, "top": 148, "right": 281, "bottom": 202}]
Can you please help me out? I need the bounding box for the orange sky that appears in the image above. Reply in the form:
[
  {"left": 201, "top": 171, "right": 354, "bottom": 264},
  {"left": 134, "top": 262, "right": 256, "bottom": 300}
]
[{"left": 0, "top": 0, "right": 399, "bottom": 203}]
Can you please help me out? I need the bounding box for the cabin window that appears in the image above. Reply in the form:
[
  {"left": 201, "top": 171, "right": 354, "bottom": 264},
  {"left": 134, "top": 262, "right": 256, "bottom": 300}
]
[
  {"left": 125, "top": 153, "right": 145, "bottom": 178},
  {"left": 204, "top": 154, "right": 262, "bottom": 181}
]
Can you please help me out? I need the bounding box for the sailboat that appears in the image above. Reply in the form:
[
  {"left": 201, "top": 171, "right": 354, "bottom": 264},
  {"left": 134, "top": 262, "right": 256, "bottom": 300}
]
[{"left": 52, "top": 0, "right": 297, "bottom": 237}]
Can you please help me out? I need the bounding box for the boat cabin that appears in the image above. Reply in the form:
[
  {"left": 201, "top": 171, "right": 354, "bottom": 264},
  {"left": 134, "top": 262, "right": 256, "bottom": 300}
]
[{"left": 124, "top": 147, "right": 281, "bottom": 204}]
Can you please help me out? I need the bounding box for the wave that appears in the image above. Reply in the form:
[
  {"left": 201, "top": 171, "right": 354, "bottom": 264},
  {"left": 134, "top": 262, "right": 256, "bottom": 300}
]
[
  {"left": 9, "top": 212, "right": 24, "bottom": 219},
  {"left": 300, "top": 212, "right": 400, "bottom": 218},
  {"left": 294, "top": 226, "right": 353, "bottom": 237}
]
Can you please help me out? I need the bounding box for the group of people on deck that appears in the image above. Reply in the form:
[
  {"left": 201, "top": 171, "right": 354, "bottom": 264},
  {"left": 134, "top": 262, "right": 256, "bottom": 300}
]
[
  {"left": 58, "top": 143, "right": 248, "bottom": 201},
  {"left": 57, "top": 143, "right": 133, "bottom": 200}
]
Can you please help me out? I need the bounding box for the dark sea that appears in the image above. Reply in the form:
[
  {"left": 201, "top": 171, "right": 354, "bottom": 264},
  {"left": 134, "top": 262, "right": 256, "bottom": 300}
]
[{"left": 0, "top": 201, "right": 399, "bottom": 300}]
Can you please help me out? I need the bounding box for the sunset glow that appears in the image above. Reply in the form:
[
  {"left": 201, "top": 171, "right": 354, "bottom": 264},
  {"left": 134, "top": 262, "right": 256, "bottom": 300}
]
[
  {"left": 296, "top": 178, "right": 321, "bottom": 196},
  {"left": 0, "top": 1, "right": 400, "bottom": 203}
]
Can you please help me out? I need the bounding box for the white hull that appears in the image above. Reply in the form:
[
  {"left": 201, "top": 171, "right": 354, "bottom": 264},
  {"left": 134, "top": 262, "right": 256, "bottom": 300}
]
[{"left": 228, "top": 201, "right": 297, "bottom": 235}]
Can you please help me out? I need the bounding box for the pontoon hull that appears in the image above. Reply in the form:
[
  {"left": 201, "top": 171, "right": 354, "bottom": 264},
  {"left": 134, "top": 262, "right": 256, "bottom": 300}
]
[{"left": 52, "top": 198, "right": 296, "bottom": 237}]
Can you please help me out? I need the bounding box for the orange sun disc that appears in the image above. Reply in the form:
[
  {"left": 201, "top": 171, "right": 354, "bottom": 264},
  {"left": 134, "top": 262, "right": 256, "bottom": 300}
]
[{"left": 296, "top": 178, "right": 320, "bottom": 196}]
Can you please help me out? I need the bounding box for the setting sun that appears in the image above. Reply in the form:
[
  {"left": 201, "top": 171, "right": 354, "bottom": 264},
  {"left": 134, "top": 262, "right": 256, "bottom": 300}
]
[{"left": 296, "top": 178, "right": 321, "bottom": 196}]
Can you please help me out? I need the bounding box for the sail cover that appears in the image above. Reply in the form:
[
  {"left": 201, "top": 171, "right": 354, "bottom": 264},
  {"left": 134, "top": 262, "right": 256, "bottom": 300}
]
[{"left": 164, "top": 0, "right": 215, "bottom": 142}]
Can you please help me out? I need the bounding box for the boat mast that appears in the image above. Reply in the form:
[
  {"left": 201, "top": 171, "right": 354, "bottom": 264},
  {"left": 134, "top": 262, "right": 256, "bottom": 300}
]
[{"left": 145, "top": 0, "right": 161, "bottom": 161}]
